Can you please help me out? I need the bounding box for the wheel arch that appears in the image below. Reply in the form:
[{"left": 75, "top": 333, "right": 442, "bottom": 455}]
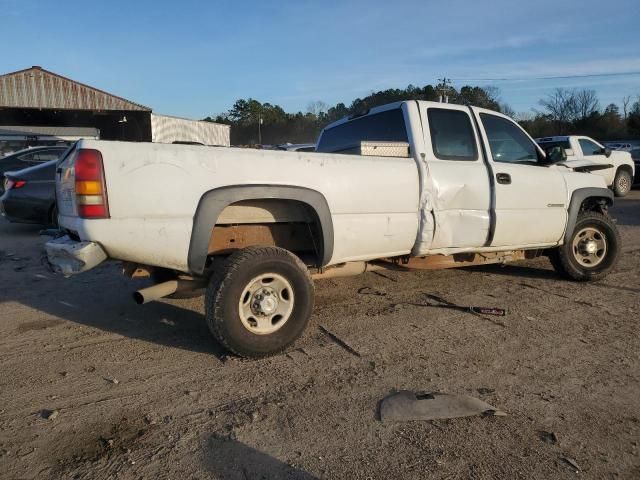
[
  {"left": 564, "top": 187, "right": 613, "bottom": 243},
  {"left": 616, "top": 163, "right": 634, "bottom": 179},
  {"left": 188, "top": 185, "right": 334, "bottom": 275}
]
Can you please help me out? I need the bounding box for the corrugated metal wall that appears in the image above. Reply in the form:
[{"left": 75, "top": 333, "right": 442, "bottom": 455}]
[
  {"left": 0, "top": 67, "right": 150, "bottom": 111},
  {"left": 151, "top": 114, "right": 230, "bottom": 146}
]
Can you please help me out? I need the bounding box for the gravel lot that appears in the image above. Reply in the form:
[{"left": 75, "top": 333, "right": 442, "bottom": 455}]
[{"left": 1, "top": 191, "right": 639, "bottom": 480}]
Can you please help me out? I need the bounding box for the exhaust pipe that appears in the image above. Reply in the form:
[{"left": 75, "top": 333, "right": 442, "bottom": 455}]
[
  {"left": 133, "top": 280, "right": 179, "bottom": 304},
  {"left": 133, "top": 277, "right": 208, "bottom": 304}
]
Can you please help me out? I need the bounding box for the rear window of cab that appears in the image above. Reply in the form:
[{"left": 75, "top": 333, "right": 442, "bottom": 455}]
[{"left": 316, "top": 109, "right": 408, "bottom": 154}]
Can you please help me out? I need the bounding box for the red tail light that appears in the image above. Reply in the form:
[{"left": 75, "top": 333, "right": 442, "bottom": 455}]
[
  {"left": 6, "top": 179, "right": 26, "bottom": 190},
  {"left": 74, "top": 149, "right": 109, "bottom": 219}
]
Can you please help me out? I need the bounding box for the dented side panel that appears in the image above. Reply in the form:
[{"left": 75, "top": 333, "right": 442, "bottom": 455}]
[{"left": 416, "top": 103, "right": 491, "bottom": 251}]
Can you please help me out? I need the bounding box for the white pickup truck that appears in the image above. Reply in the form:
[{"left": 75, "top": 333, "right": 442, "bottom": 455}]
[
  {"left": 46, "top": 101, "right": 621, "bottom": 357},
  {"left": 536, "top": 136, "right": 635, "bottom": 197}
]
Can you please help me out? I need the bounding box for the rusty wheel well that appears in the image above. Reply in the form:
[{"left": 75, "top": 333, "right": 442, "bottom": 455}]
[
  {"left": 580, "top": 196, "right": 610, "bottom": 215},
  {"left": 207, "top": 199, "right": 324, "bottom": 266}
]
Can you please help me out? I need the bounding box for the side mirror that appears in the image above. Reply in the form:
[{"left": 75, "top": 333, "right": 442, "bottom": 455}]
[
  {"left": 547, "top": 145, "right": 567, "bottom": 164},
  {"left": 602, "top": 147, "right": 612, "bottom": 158}
]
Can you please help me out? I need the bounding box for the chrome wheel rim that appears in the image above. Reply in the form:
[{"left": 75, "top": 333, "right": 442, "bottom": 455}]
[
  {"left": 572, "top": 227, "right": 607, "bottom": 268},
  {"left": 617, "top": 174, "right": 630, "bottom": 194},
  {"left": 238, "top": 273, "right": 294, "bottom": 335}
]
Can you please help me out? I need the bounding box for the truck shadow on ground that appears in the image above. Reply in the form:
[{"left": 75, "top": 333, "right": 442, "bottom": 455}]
[
  {"left": 204, "top": 435, "right": 318, "bottom": 480},
  {"left": 469, "top": 262, "right": 560, "bottom": 280},
  {"left": 0, "top": 262, "right": 230, "bottom": 360}
]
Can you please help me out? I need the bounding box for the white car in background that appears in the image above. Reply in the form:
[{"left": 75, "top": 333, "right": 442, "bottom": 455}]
[{"left": 536, "top": 136, "right": 635, "bottom": 196}]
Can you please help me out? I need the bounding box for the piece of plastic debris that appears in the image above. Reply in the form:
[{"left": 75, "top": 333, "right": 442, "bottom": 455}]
[
  {"left": 379, "top": 390, "right": 506, "bottom": 422},
  {"left": 41, "top": 409, "right": 59, "bottom": 420},
  {"left": 477, "top": 387, "right": 495, "bottom": 395},
  {"left": 560, "top": 456, "right": 580, "bottom": 472},
  {"left": 357, "top": 286, "right": 386, "bottom": 296},
  {"left": 539, "top": 430, "right": 558, "bottom": 445}
]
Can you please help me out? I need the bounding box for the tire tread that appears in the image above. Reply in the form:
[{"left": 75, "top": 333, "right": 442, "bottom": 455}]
[
  {"left": 205, "top": 246, "right": 313, "bottom": 357},
  {"left": 550, "top": 211, "right": 620, "bottom": 281}
]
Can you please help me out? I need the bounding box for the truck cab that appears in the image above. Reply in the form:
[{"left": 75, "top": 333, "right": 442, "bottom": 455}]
[{"left": 317, "top": 102, "right": 605, "bottom": 253}]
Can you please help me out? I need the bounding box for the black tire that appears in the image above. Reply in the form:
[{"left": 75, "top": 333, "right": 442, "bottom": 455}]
[
  {"left": 613, "top": 168, "right": 632, "bottom": 197},
  {"left": 205, "top": 246, "right": 314, "bottom": 358},
  {"left": 549, "top": 211, "right": 620, "bottom": 281}
]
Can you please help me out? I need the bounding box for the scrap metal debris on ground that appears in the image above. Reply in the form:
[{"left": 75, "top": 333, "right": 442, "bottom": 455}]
[
  {"left": 318, "top": 325, "right": 361, "bottom": 357},
  {"left": 409, "top": 293, "right": 506, "bottom": 316},
  {"left": 379, "top": 391, "right": 506, "bottom": 422}
]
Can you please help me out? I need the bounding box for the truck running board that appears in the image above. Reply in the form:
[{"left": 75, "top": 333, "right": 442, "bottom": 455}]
[{"left": 311, "top": 250, "right": 542, "bottom": 280}]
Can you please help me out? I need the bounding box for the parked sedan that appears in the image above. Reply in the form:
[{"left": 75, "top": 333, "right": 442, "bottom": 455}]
[
  {"left": 0, "top": 146, "right": 68, "bottom": 195},
  {"left": 632, "top": 148, "right": 640, "bottom": 184},
  {"left": 1, "top": 160, "right": 58, "bottom": 226}
]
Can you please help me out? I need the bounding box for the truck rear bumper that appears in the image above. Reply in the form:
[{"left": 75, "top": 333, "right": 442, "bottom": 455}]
[{"left": 45, "top": 235, "right": 108, "bottom": 275}]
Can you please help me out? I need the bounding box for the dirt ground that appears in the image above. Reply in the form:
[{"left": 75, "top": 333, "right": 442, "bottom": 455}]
[{"left": 1, "top": 192, "right": 639, "bottom": 480}]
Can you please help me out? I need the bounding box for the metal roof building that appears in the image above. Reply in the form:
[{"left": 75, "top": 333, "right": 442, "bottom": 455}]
[
  {"left": 0, "top": 66, "right": 151, "bottom": 111},
  {"left": 0, "top": 66, "right": 229, "bottom": 155}
]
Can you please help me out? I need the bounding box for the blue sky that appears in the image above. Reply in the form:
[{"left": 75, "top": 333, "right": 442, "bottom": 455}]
[{"left": 2, "top": 0, "right": 639, "bottom": 118}]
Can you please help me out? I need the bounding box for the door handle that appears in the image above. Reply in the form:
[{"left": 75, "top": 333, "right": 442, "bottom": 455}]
[{"left": 496, "top": 173, "right": 511, "bottom": 184}]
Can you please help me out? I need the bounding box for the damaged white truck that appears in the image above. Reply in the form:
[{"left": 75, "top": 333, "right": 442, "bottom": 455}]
[{"left": 46, "top": 101, "right": 621, "bottom": 357}]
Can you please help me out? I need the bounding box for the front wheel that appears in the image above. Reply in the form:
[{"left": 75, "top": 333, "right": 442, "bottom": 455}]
[
  {"left": 549, "top": 211, "right": 620, "bottom": 281},
  {"left": 205, "top": 246, "right": 314, "bottom": 358},
  {"left": 613, "top": 169, "right": 632, "bottom": 197}
]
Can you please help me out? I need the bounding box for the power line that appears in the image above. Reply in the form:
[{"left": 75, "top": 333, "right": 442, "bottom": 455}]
[{"left": 450, "top": 70, "right": 640, "bottom": 82}]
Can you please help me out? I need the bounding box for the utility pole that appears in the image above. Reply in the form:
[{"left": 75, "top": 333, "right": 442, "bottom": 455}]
[
  {"left": 437, "top": 77, "right": 452, "bottom": 103},
  {"left": 258, "top": 114, "right": 263, "bottom": 145}
]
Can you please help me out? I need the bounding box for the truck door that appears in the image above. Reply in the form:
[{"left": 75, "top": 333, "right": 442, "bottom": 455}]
[
  {"left": 473, "top": 110, "right": 567, "bottom": 247},
  {"left": 420, "top": 104, "right": 491, "bottom": 248}
]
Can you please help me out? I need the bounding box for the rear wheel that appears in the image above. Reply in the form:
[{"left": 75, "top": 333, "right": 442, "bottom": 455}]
[
  {"left": 613, "top": 169, "right": 632, "bottom": 197},
  {"left": 549, "top": 211, "right": 620, "bottom": 281},
  {"left": 205, "top": 246, "right": 314, "bottom": 358}
]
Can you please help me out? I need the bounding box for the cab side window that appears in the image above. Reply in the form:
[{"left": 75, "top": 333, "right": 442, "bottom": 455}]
[
  {"left": 480, "top": 113, "right": 540, "bottom": 164},
  {"left": 578, "top": 139, "right": 602, "bottom": 156},
  {"left": 427, "top": 108, "right": 477, "bottom": 161}
]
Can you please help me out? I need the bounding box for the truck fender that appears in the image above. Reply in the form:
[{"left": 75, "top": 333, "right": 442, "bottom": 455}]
[
  {"left": 188, "top": 185, "right": 334, "bottom": 275},
  {"left": 564, "top": 187, "right": 614, "bottom": 243}
]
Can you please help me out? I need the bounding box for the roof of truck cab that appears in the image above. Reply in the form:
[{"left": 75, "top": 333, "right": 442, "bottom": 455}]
[
  {"left": 322, "top": 100, "right": 511, "bottom": 133},
  {"left": 322, "top": 101, "right": 405, "bottom": 131}
]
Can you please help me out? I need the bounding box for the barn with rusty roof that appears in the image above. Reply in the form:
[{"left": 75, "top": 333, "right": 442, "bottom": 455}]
[{"left": 0, "top": 66, "right": 229, "bottom": 155}]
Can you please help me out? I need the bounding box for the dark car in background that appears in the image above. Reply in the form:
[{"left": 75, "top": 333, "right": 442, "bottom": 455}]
[
  {"left": 632, "top": 148, "right": 640, "bottom": 184},
  {"left": 1, "top": 160, "right": 59, "bottom": 226},
  {"left": 0, "top": 146, "right": 68, "bottom": 195}
]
